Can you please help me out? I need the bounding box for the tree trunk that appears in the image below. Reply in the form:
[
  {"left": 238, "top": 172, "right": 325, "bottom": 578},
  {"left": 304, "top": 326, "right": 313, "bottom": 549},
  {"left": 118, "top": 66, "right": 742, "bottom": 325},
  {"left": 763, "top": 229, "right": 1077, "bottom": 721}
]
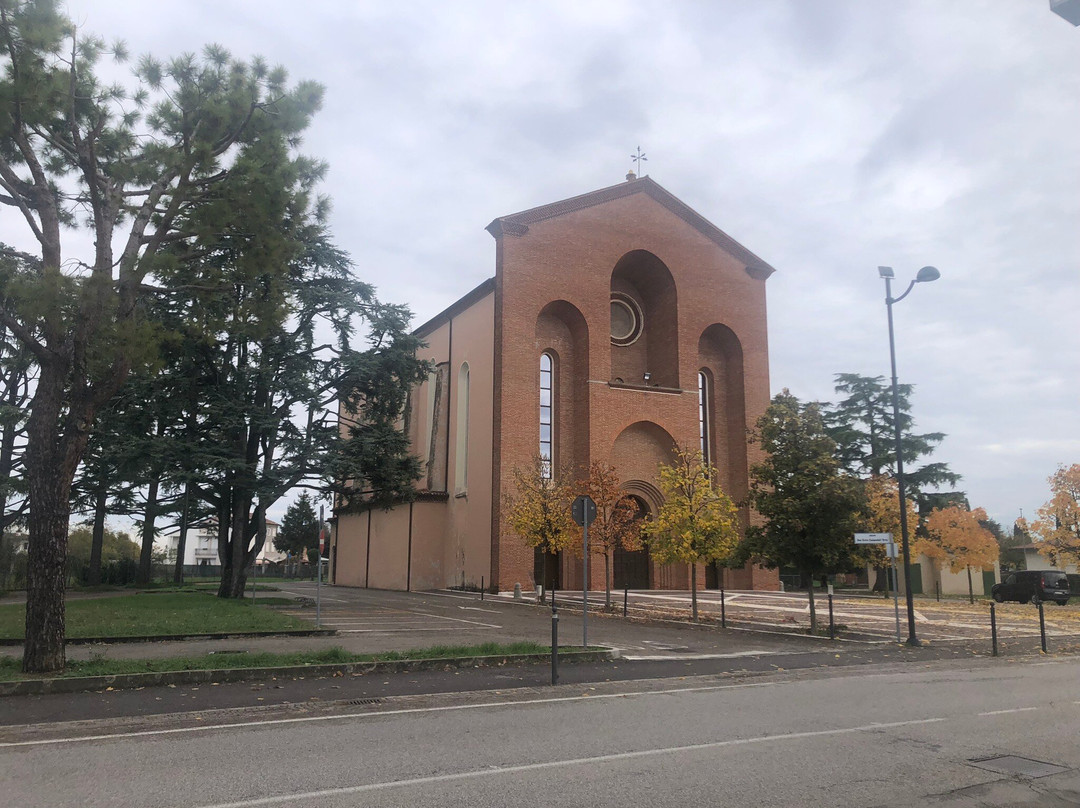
[
  {"left": 541, "top": 548, "right": 549, "bottom": 604},
  {"left": 218, "top": 501, "right": 258, "bottom": 598},
  {"left": 0, "top": 361, "right": 20, "bottom": 533},
  {"left": 872, "top": 565, "right": 890, "bottom": 594},
  {"left": 137, "top": 474, "right": 160, "bottom": 585},
  {"left": 604, "top": 551, "right": 611, "bottom": 610},
  {"left": 691, "top": 563, "right": 698, "bottom": 622},
  {"left": 967, "top": 566, "right": 974, "bottom": 604},
  {"left": 88, "top": 482, "right": 107, "bottom": 586},
  {"left": 23, "top": 362, "right": 89, "bottom": 673},
  {"left": 173, "top": 483, "right": 191, "bottom": 585},
  {"left": 805, "top": 568, "right": 817, "bottom": 634}
]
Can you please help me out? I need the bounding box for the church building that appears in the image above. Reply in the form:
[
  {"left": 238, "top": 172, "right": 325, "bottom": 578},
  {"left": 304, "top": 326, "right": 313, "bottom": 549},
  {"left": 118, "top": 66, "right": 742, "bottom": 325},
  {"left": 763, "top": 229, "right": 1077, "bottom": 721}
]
[{"left": 331, "top": 174, "right": 780, "bottom": 593}]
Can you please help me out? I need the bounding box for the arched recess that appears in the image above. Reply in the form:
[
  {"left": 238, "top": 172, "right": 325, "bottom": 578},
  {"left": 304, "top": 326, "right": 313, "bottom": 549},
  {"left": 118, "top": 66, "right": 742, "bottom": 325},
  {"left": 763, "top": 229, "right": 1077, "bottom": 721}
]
[
  {"left": 535, "top": 301, "right": 589, "bottom": 474},
  {"left": 454, "top": 362, "right": 470, "bottom": 494},
  {"left": 610, "top": 421, "right": 677, "bottom": 488},
  {"left": 697, "top": 324, "right": 748, "bottom": 508},
  {"left": 609, "top": 250, "right": 679, "bottom": 389}
]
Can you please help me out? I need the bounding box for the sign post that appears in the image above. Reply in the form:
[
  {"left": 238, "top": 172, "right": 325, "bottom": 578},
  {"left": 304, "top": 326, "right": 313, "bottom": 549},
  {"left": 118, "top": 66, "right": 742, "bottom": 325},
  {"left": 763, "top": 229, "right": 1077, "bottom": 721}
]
[
  {"left": 572, "top": 495, "right": 597, "bottom": 648},
  {"left": 855, "top": 533, "right": 900, "bottom": 642},
  {"left": 888, "top": 541, "right": 901, "bottom": 643},
  {"left": 317, "top": 504, "right": 325, "bottom": 628}
]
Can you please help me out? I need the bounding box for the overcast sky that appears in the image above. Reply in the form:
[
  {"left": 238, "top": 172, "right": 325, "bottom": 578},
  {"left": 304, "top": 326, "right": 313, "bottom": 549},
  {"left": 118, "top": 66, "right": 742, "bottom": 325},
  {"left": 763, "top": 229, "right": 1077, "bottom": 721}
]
[{"left": 11, "top": 1, "right": 1080, "bottom": 531}]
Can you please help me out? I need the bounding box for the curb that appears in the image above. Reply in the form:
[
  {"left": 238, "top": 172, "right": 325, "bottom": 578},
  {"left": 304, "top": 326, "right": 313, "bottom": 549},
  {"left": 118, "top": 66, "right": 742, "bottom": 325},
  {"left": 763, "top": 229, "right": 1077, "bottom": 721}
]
[
  {"left": 0, "top": 629, "right": 337, "bottom": 647},
  {"left": 0, "top": 649, "right": 615, "bottom": 697}
]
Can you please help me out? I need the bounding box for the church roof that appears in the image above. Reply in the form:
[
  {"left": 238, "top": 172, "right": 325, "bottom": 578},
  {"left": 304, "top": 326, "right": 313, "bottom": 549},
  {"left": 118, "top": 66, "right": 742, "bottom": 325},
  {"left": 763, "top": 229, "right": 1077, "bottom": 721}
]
[{"left": 485, "top": 175, "right": 776, "bottom": 280}]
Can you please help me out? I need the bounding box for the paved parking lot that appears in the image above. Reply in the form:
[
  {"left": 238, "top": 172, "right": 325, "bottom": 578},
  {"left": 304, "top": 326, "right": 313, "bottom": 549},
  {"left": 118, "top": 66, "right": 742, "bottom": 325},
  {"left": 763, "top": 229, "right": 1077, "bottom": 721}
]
[
  {"left": 276, "top": 585, "right": 503, "bottom": 636},
  {"left": 500, "top": 588, "right": 1080, "bottom": 644}
]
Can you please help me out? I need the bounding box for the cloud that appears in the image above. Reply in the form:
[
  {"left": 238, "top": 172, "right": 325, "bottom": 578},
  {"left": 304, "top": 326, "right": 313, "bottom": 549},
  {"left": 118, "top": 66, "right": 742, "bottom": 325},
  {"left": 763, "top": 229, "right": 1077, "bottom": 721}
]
[{"left": 8, "top": 0, "right": 1076, "bottom": 531}]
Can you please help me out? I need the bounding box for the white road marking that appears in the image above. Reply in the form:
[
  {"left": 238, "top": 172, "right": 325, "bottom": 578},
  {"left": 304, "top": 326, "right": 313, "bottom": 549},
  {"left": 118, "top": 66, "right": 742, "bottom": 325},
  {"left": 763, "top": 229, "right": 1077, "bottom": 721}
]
[
  {"left": 335, "top": 627, "right": 502, "bottom": 633},
  {"left": 458, "top": 606, "right": 500, "bottom": 614},
  {"left": 193, "top": 717, "right": 949, "bottom": 807},
  {"left": 409, "top": 611, "right": 501, "bottom": 628},
  {"left": 430, "top": 590, "right": 492, "bottom": 601},
  {"left": 978, "top": 707, "right": 1039, "bottom": 716},
  {"left": 622, "top": 650, "right": 814, "bottom": 661},
  {"left": 0, "top": 681, "right": 780, "bottom": 748}
]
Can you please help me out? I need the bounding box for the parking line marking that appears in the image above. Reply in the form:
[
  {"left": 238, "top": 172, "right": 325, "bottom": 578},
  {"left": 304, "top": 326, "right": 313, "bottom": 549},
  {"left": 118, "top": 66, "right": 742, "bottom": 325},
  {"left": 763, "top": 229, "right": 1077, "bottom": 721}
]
[{"left": 622, "top": 650, "right": 814, "bottom": 661}]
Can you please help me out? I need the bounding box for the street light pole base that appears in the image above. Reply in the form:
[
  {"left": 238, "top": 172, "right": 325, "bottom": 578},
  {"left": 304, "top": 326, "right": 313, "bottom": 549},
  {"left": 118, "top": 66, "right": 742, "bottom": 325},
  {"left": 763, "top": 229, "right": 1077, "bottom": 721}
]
[{"left": 906, "top": 637, "right": 922, "bottom": 648}]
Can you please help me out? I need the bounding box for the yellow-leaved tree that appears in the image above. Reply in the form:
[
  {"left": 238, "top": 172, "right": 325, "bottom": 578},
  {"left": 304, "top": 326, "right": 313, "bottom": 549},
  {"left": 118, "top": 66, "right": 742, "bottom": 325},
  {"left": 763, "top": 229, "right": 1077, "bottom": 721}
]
[
  {"left": 1032, "top": 464, "right": 1080, "bottom": 568},
  {"left": 644, "top": 445, "right": 739, "bottom": 622},
  {"left": 504, "top": 455, "right": 578, "bottom": 599},
  {"left": 919, "top": 505, "right": 999, "bottom": 602},
  {"left": 861, "top": 475, "right": 919, "bottom": 593},
  {"left": 577, "top": 462, "right": 641, "bottom": 609}
]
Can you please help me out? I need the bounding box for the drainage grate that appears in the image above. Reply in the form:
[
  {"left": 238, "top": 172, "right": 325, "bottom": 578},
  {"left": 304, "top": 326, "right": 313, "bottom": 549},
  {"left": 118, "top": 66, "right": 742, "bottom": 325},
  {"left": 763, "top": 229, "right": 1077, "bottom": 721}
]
[
  {"left": 968, "top": 755, "right": 1069, "bottom": 779},
  {"left": 346, "top": 698, "right": 384, "bottom": 706}
]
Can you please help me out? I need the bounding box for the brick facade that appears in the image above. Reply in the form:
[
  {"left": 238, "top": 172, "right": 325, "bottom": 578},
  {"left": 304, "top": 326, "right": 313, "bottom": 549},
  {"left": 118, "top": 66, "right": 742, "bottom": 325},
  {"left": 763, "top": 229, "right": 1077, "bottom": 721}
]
[{"left": 332, "top": 175, "right": 779, "bottom": 594}]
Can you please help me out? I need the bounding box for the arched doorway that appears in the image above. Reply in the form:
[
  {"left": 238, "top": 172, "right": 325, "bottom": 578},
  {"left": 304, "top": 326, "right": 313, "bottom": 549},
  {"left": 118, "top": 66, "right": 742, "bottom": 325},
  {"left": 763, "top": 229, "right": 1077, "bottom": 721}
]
[
  {"left": 534, "top": 547, "right": 560, "bottom": 592},
  {"left": 613, "top": 494, "right": 650, "bottom": 590}
]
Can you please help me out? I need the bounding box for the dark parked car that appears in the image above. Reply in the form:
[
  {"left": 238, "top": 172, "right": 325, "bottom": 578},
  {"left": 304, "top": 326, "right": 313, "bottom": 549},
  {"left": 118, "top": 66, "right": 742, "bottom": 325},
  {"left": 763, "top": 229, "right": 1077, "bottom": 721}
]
[{"left": 991, "top": 570, "right": 1071, "bottom": 606}]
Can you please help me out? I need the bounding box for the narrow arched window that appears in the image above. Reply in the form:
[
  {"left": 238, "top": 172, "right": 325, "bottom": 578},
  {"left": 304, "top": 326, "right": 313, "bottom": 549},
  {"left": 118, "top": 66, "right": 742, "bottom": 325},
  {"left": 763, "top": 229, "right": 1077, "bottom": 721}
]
[
  {"left": 698, "top": 370, "right": 710, "bottom": 464},
  {"left": 455, "top": 362, "right": 470, "bottom": 493},
  {"left": 540, "top": 353, "right": 554, "bottom": 478}
]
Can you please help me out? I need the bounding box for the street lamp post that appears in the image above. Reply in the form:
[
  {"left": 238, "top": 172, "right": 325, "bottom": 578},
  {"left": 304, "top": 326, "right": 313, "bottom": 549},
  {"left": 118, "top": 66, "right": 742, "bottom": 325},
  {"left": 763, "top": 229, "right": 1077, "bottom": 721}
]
[{"left": 878, "top": 264, "right": 940, "bottom": 647}]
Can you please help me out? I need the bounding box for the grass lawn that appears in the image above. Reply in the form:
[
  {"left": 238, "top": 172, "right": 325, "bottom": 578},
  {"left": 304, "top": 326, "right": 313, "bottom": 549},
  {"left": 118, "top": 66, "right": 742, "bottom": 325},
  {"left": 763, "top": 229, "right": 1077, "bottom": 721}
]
[
  {"left": 0, "top": 592, "right": 311, "bottom": 641},
  {"left": 0, "top": 641, "right": 553, "bottom": 681}
]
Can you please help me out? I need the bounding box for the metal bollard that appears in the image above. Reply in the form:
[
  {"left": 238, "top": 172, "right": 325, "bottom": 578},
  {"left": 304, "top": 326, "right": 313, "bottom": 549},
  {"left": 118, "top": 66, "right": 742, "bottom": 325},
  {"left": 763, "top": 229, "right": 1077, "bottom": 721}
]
[
  {"left": 623, "top": 586, "right": 628, "bottom": 617},
  {"left": 936, "top": 581, "right": 941, "bottom": 602},
  {"left": 990, "top": 603, "right": 998, "bottom": 657},
  {"left": 720, "top": 584, "right": 726, "bottom": 629},
  {"left": 481, "top": 576, "right": 484, "bottom": 601},
  {"left": 828, "top": 593, "right": 835, "bottom": 640},
  {"left": 551, "top": 604, "right": 559, "bottom": 685},
  {"left": 1039, "top": 601, "right": 1048, "bottom": 653}
]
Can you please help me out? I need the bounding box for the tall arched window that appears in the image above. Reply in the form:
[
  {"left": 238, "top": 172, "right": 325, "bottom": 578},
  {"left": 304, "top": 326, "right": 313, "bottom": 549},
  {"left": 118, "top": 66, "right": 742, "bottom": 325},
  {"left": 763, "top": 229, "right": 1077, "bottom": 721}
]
[
  {"left": 539, "top": 353, "right": 554, "bottom": 478},
  {"left": 455, "top": 362, "right": 470, "bottom": 493},
  {"left": 698, "top": 370, "right": 711, "bottom": 464}
]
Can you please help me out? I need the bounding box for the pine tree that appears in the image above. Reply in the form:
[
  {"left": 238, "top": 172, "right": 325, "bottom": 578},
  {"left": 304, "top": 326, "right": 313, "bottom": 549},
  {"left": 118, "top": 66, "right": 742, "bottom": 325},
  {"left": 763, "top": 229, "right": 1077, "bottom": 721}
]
[
  {"left": 275, "top": 493, "right": 321, "bottom": 563},
  {"left": 825, "top": 373, "right": 959, "bottom": 497},
  {"left": 1, "top": 1, "right": 356, "bottom": 669}
]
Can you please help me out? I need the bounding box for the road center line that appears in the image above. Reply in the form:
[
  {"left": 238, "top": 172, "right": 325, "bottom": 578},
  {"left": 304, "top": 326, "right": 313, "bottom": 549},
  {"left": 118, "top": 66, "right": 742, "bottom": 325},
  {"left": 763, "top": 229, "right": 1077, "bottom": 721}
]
[
  {"left": 0, "top": 681, "right": 777, "bottom": 748},
  {"left": 195, "top": 717, "right": 948, "bottom": 807}
]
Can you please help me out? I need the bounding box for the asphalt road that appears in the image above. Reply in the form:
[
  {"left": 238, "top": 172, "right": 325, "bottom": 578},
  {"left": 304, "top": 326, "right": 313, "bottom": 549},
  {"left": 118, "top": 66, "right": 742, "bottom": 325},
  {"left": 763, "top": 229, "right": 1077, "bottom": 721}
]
[{"left": 4, "top": 655, "right": 1080, "bottom": 807}]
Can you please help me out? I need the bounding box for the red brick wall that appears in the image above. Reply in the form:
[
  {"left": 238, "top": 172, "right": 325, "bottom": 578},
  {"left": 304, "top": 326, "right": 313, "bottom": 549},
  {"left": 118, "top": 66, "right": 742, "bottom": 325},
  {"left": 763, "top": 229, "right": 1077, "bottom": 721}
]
[{"left": 490, "top": 185, "right": 778, "bottom": 592}]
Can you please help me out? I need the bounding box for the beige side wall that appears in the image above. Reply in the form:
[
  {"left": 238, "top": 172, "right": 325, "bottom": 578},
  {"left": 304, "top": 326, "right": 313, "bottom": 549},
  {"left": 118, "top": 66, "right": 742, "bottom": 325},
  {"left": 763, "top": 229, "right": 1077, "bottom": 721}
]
[
  {"left": 409, "top": 502, "right": 449, "bottom": 590},
  {"left": 443, "top": 292, "right": 495, "bottom": 590},
  {"left": 1023, "top": 550, "right": 1077, "bottom": 574},
  {"left": 333, "top": 512, "right": 370, "bottom": 588},
  {"left": 366, "top": 507, "right": 412, "bottom": 591},
  {"left": 887, "top": 555, "right": 1000, "bottom": 597},
  {"left": 413, "top": 320, "right": 451, "bottom": 493},
  {"left": 933, "top": 560, "right": 1000, "bottom": 597},
  {"left": 334, "top": 290, "right": 495, "bottom": 592}
]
